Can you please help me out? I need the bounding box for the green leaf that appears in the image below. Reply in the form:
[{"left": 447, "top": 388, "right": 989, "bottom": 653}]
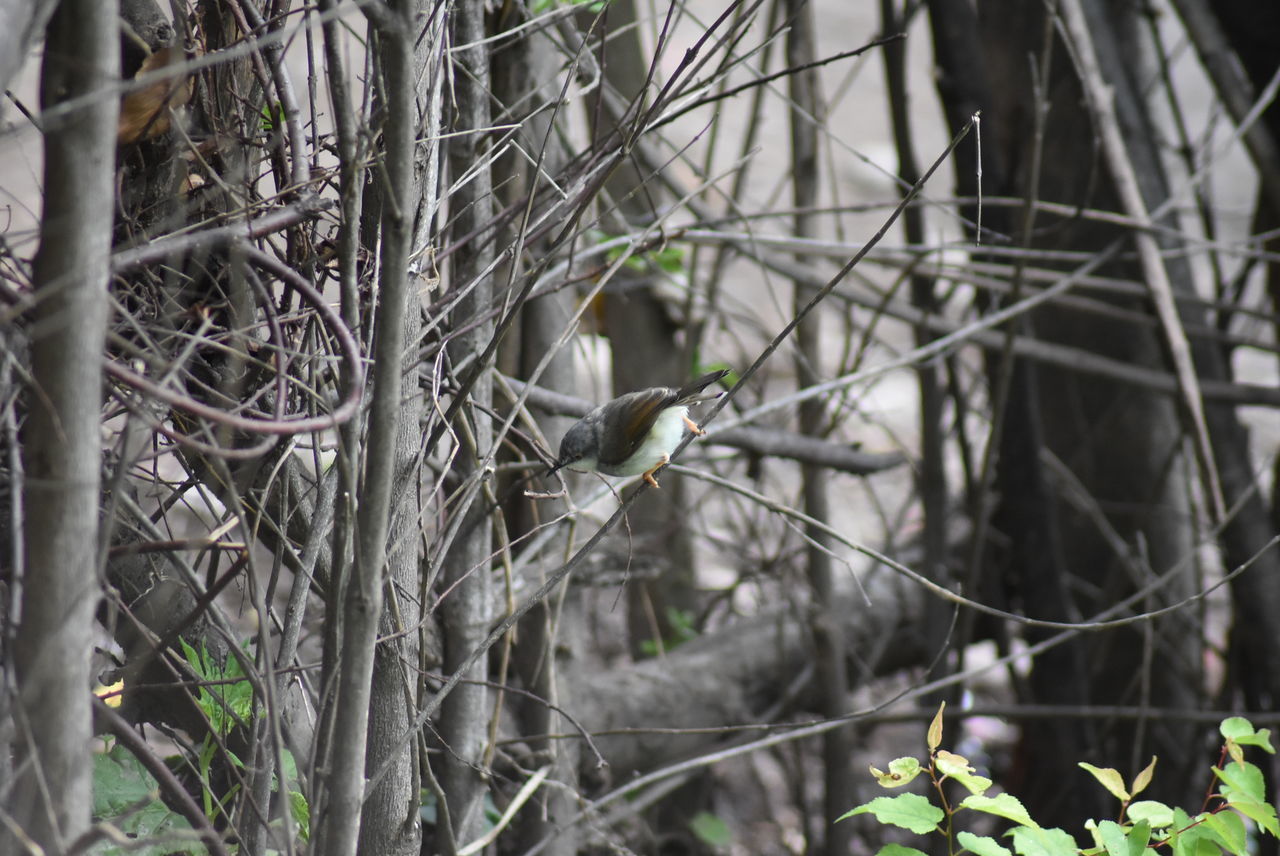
[
  {"left": 1170, "top": 824, "right": 1226, "bottom": 856},
  {"left": 91, "top": 745, "right": 207, "bottom": 856},
  {"left": 1215, "top": 763, "right": 1279, "bottom": 838},
  {"left": 1009, "top": 825, "right": 1078, "bottom": 856},
  {"left": 179, "top": 639, "right": 256, "bottom": 735},
  {"left": 1128, "top": 820, "right": 1151, "bottom": 855},
  {"left": 1131, "top": 757, "right": 1157, "bottom": 797},
  {"left": 875, "top": 846, "right": 929, "bottom": 856},
  {"left": 689, "top": 811, "right": 731, "bottom": 847},
  {"left": 653, "top": 245, "right": 686, "bottom": 274},
  {"left": 928, "top": 702, "right": 945, "bottom": 751},
  {"left": 279, "top": 748, "right": 299, "bottom": 784},
  {"left": 1227, "top": 796, "right": 1280, "bottom": 839},
  {"left": 1096, "top": 819, "right": 1135, "bottom": 856},
  {"left": 936, "top": 750, "right": 972, "bottom": 776},
  {"left": 1220, "top": 717, "right": 1254, "bottom": 740},
  {"left": 1127, "top": 800, "right": 1174, "bottom": 828},
  {"left": 1080, "top": 763, "right": 1130, "bottom": 802},
  {"left": 290, "top": 788, "right": 310, "bottom": 842},
  {"left": 597, "top": 230, "right": 684, "bottom": 274},
  {"left": 483, "top": 790, "right": 501, "bottom": 828},
  {"left": 259, "top": 102, "right": 284, "bottom": 132},
  {"left": 958, "top": 830, "right": 1013, "bottom": 856},
  {"left": 960, "top": 793, "right": 1038, "bottom": 829},
  {"left": 180, "top": 638, "right": 202, "bottom": 676},
  {"left": 1167, "top": 808, "right": 1234, "bottom": 856},
  {"left": 870, "top": 757, "right": 924, "bottom": 788},
  {"left": 838, "top": 793, "right": 944, "bottom": 834},
  {"left": 94, "top": 744, "right": 160, "bottom": 815},
  {"left": 1220, "top": 717, "right": 1274, "bottom": 755},
  {"left": 1088, "top": 819, "right": 1151, "bottom": 856},
  {"left": 1166, "top": 807, "right": 1195, "bottom": 856},
  {"left": 937, "top": 750, "right": 993, "bottom": 795},
  {"left": 1202, "top": 809, "right": 1248, "bottom": 856},
  {"left": 1215, "top": 760, "right": 1265, "bottom": 802},
  {"left": 531, "top": 0, "right": 608, "bottom": 12},
  {"left": 639, "top": 608, "right": 699, "bottom": 657}
]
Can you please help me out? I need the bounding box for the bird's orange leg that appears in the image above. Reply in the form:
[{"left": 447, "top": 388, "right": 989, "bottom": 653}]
[
  {"left": 642, "top": 454, "right": 670, "bottom": 488},
  {"left": 682, "top": 415, "right": 705, "bottom": 436}
]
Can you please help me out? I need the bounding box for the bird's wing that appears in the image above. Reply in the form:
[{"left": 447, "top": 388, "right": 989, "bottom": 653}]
[{"left": 598, "top": 387, "right": 679, "bottom": 464}]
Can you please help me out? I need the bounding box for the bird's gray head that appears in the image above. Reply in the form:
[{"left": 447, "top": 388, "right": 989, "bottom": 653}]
[{"left": 551, "top": 414, "right": 601, "bottom": 474}]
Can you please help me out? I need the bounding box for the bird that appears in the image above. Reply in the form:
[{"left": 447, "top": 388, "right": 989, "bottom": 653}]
[{"left": 549, "top": 370, "right": 730, "bottom": 488}]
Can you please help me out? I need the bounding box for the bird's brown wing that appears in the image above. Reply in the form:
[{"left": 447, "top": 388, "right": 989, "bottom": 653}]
[{"left": 597, "top": 387, "right": 679, "bottom": 466}]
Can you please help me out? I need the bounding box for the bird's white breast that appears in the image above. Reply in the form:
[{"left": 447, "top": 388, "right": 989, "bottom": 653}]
[{"left": 602, "top": 405, "right": 688, "bottom": 476}]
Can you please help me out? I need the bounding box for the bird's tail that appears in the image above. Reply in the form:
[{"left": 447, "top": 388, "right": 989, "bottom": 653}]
[{"left": 676, "top": 369, "right": 731, "bottom": 403}]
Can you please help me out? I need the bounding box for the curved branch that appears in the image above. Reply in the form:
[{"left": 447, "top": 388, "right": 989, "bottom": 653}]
[{"left": 103, "top": 239, "right": 364, "bottom": 447}]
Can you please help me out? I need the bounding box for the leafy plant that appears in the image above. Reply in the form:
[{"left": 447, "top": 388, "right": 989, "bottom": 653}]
[
  {"left": 840, "top": 704, "right": 1278, "bottom": 856},
  {"left": 90, "top": 742, "right": 207, "bottom": 856},
  {"left": 530, "top": 0, "right": 609, "bottom": 16},
  {"left": 180, "top": 640, "right": 252, "bottom": 821},
  {"left": 174, "top": 639, "right": 309, "bottom": 840},
  {"left": 275, "top": 746, "right": 311, "bottom": 843},
  {"left": 690, "top": 810, "right": 732, "bottom": 849},
  {"left": 258, "top": 101, "right": 285, "bottom": 132},
  {"left": 180, "top": 639, "right": 254, "bottom": 738},
  {"left": 639, "top": 607, "right": 700, "bottom": 657},
  {"left": 589, "top": 228, "right": 688, "bottom": 275}
]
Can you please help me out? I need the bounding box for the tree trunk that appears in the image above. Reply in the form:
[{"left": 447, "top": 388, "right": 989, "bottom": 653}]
[
  {"left": 491, "top": 9, "right": 582, "bottom": 853},
  {"left": 786, "top": 1, "right": 853, "bottom": 852},
  {"left": 313, "top": 4, "right": 420, "bottom": 854},
  {"left": 438, "top": 0, "right": 497, "bottom": 850},
  {"left": 8, "top": 1, "right": 118, "bottom": 851},
  {"left": 969, "top": 0, "right": 1204, "bottom": 825}
]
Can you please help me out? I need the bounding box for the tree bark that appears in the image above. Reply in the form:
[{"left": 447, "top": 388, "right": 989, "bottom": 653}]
[
  {"left": 785, "top": 0, "right": 853, "bottom": 851},
  {"left": 491, "top": 10, "right": 582, "bottom": 853},
  {"left": 313, "top": 4, "right": 419, "bottom": 854},
  {"left": 562, "top": 568, "right": 924, "bottom": 776},
  {"left": 8, "top": 0, "right": 118, "bottom": 851},
  {"left": 439, "top": 0, "right": 496, "bottom": 850},
  {"left": 969, "top": 0, "right": 1203, "bottom": 825}
]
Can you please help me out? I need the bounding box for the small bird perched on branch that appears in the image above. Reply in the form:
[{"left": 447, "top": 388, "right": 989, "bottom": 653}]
[{"left": 549, "top": 370, "right": 730, "bottom": 488}]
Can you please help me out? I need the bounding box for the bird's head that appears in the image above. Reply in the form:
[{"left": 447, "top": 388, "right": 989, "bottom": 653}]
[{"left": 548, "top": 417, "right": 599, "bottom": 476}]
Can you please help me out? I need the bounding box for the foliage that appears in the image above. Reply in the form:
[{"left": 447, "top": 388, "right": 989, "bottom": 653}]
[
  {"left": 179, "top": 639, "right": 254, "bottom": 738},
  {"left": 639, "top": 606, "right": 700, "bottom": 657},
  {"left": 90, "top": 743, "right": 207, "bottom": 856},
  {"left": 841, "top": 704, "right": 1278, "bottom": 856},
  {"left": 690, "top": 810, "right": 733, "bottom": 849},
  {"left": 174, "top": 639, "right": 308, "bottom": 837}
]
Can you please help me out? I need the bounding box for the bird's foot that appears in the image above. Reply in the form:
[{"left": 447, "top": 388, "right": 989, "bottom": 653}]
[
  {"left": 642, "top": 455, "right": 670, "bottom": 488},
  {"left": 682, "top": 415, "right": 705, "bottom": 436}
]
